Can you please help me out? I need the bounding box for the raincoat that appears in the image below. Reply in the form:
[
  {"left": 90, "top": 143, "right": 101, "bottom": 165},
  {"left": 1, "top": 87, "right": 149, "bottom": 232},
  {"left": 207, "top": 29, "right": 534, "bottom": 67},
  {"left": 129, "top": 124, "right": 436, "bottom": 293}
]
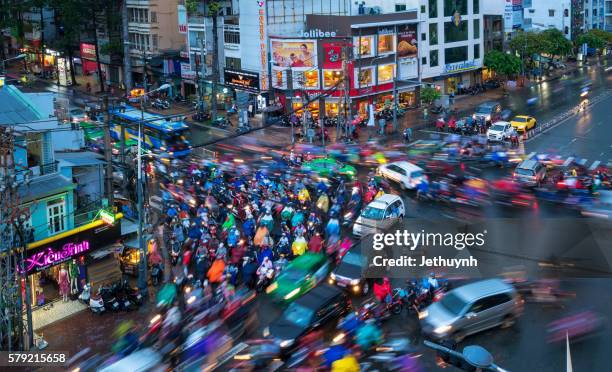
[
  {"left": 292, "top": 236, "right": 308, "bottom": 256},
  {"left": 222, "top": 214, "right": 236, "bottom": 231},
  {"left": 298, "top": 188, "right": 310, "bottom": 203},
  {"left": 355, "top": 322, "right": 383, "bottom": 350},
  {"left": 316, "top": 194, "right": 330, "bottom": 213},
  {"left": 207, "top": 258, "right": 225, "bottom": 283},
  {"left": 331, "top": 355, "right": 360, "bottom": 372},
  {"left": 253, "top": 226, "right": 270, "bottom": 247}
]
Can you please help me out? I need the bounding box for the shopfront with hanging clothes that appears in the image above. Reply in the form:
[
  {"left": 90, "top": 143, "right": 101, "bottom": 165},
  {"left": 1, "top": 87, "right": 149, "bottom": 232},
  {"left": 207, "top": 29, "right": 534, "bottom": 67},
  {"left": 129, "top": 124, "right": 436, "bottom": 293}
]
[{"left": 25, "top": 213, "right": 123, "bottom": 310}]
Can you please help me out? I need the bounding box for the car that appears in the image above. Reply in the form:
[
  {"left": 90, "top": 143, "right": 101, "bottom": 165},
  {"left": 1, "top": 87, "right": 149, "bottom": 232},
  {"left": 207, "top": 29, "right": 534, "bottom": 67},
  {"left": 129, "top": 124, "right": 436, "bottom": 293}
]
[
  {"left": 263, "top": 285, "right": 351, "bottom": 355},
  {"left": 266, "top": 252, "right": 330, "bottom": 303},
  {"left": 329, "top": 244, "right": 372, "bottom": 295},
  {"left": 353, "top": 194, "right": 405, "bottom": 237},
  {"left": 483, "top": 80, "right": 501, "bottom": 89},
  {"left": 301, "top": 157, "right": 357, "bottom": 179},
  {"left": 473, "top": 101, "right": 501, "bottom": 123},
  {"left": 513, "top": 159, "right": 547, "bottom": 186},
  {"left": 378, "top": 161, "right": 427, "bottom": 190},
  {"left": 69, "top": 107, "right": 88, "bottom": 124},
  {"left": 486, "top": 121, "right": 514, "bottom": 142},
  {"left": 420, "top": 279, "right": 523, "bottom": 342},
  {"left": 510, "top": 115, "right": 537, "bottom": 132}
]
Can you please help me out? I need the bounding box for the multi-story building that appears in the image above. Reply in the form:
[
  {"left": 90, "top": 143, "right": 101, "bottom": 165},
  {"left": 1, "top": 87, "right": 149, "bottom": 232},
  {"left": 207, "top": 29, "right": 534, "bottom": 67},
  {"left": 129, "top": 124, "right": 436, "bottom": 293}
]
[
  {"left": 125, "top": 0, "right": 185, "bottom": 90},
  {"left": 583, "top": 0, "right": 609, "bottom": 30},
  {"left": 523, "top": 0, "right": 580, "bottom": 39},
  {"left": 419, "top": 0, "right": 484, "bottom": 94}
]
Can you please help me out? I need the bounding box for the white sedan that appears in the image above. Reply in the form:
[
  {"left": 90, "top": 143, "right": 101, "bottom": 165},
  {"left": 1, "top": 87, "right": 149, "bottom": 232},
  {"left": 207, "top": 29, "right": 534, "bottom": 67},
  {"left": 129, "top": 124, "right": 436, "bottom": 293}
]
[{"left": 377, "top": 161, "right": 426, "bottom": 190}]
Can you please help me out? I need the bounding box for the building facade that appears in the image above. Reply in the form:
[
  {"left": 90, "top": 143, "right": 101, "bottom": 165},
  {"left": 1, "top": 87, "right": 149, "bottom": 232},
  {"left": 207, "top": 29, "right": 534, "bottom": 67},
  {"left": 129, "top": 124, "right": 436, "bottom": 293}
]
[
  {"left": 419, "top": 0, "right": 484, "bottom": 94},
  {"left": 523, "top": 0, "right": 579, "bottom": 39},
  {"left": 583, "top": 0, "right": 610, "bottom": 31}
]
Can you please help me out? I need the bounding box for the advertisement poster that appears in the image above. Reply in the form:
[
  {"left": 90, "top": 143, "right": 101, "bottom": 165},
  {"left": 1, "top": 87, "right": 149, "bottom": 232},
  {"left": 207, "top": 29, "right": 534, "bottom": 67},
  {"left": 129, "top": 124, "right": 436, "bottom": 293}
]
[
  {"left": 397, "top": 25, "right": 418, "bottom": 58},
  {"left": 322, "top": 43, "right": 342, "bottom": 69},
  {"left": 271, "top": 39, "right": 317, "bottom": 67},
  {"left": 178, "top": 5, "right": 187, "bottom": 34},
  {"left": 224, "top": 68, "right": 260, "bottom": 93}
]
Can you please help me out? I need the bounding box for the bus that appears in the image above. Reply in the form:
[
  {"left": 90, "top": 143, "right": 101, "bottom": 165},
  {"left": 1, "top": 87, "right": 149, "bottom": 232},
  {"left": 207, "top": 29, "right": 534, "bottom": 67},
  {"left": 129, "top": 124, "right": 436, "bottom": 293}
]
[{"left": 110, "top": 106, "right": 192, "bottom": 157}]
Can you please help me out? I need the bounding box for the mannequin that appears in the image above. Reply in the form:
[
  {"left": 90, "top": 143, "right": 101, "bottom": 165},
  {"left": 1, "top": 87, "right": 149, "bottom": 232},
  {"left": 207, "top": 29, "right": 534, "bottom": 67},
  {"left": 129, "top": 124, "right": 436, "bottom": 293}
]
[
  {"left": 69, "top": 259, "right": 79, "bottom": 295},
  {"left": 58, "top": 264, "right": 70, "bottom": 302}
]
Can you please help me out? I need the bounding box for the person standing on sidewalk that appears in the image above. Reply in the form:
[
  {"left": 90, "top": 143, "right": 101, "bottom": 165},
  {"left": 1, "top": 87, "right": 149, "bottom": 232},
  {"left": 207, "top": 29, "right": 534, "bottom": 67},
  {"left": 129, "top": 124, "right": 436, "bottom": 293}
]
[{"left": 378, "top": 117, "right": 386, "bottom": 135}]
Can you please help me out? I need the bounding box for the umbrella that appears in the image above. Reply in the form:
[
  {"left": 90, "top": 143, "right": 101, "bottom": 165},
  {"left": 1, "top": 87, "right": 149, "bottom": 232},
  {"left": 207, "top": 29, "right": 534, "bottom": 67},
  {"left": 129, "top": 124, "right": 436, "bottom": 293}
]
[
  {"left": 323, "top": 345, "right": 349, "bottom": 367},
  {"left": 156, "top": 283, "right": 177, "bottom": 307}
]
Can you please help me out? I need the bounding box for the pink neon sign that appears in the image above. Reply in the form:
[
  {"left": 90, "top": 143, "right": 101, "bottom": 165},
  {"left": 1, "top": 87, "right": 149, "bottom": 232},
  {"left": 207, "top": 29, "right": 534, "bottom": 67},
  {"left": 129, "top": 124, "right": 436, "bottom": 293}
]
[{"left": 24, "top": 241, "right": 90, "bottom": 273}]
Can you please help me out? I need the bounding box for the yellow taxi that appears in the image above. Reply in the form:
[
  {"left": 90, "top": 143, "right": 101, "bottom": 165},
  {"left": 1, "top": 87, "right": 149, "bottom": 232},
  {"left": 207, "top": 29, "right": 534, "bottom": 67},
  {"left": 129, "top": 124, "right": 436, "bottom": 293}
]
[{"left": 510, "top": 115, "right": 537, "bottom": 132}]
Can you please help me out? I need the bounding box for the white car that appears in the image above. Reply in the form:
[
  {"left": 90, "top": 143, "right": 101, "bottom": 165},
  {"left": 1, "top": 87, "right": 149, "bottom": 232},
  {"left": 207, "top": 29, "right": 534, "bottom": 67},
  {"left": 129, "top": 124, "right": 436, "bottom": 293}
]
[
  {"left": 353, "top": 194, "right": 405, "bottom": 237},
  {"left": 378, "top": 161, "right": 426, "bottom": 190},
  {"left": 486, "top": 121, "right": 514, "bottom": 142}
]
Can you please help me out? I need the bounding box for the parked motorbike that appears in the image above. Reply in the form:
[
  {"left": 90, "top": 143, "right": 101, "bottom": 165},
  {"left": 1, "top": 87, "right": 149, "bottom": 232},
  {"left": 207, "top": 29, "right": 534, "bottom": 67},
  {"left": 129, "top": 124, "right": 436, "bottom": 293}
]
[
  {"left": 89, "top": 285, "right": 120, "bottom": 314},
  {"left": 112, "top": 282, "right": 137, "bottom": 311},
  {"left": 192, "top": 111, "right": 211, "bottom": 122},
  {"left": 152, "top": 98, "right": 170, "bottom": 110},
  {"left": 79, "top": 283, "right": 92, "bottom": 304},
  {"left": 170, "top": 243, "right": 181, "bottom": 266},
  {"left": 212, "top": 116, "right": 230, "bottom": 128}
]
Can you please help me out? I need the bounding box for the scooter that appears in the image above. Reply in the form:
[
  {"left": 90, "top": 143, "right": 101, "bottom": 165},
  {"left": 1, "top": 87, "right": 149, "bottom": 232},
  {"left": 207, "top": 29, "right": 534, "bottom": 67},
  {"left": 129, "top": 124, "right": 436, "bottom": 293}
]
[
  {"left": 170, "top": 243, "right": 181, "bottom": 266},
  {"left": 90, "top": 285, "right": 120, "bottom": 314},
  {"left": 151, "top": 263, "right": 163, "bottom": 286},
  {"left": 255, "top": 267, "right": 275, "bottom": 293},
  {"left": 153, "top": 98, "right": 170, "bottom": 110}
]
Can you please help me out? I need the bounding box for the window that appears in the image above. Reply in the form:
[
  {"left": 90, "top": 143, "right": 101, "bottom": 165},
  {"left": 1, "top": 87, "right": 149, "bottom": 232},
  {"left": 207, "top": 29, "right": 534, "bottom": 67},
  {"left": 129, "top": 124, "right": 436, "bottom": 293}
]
[
  {"left": 353, "top": 35, "right": 375, "bottom": 58},
  {"left": 444, "top": 20, "right": 468, "bottom": 43},
  {"left": 377, "top": 64, "right": 395, "bottom": 84},
  {"left": 564, "top": 9, "right": 569, "bottom": 17},
  {"left": 445, "top": 45, "right": 468, "bottom": 64},
  {"left": 225, "top": 57, "right": 241, "bottom": 69},
  {"left": 429, "top": 0, "right": 438, "bottom": 17},
  {"left": 474, "top": 43, "right": 480, "bottom": 59},
  {"left": 469, "top": 294, "right": 512, "bottom": 313},
  {"left": 323, "top": 70, "right": 344, "bottom": 88},
  {"left": 47, "top": 198, "right": 66, "bottom": 235},
  {"left": 294, "top": 69, "right": 319, "bottom": 90},
  {"left": 473, "top": 0, "right": 479, "bottom": 14},
  {"left": 549, "top": 9, "right": 555, "bottom": 17},
  {"left": 422, "top": 56, "right": 427, "bottom": 65},
  {"left": 224, "top": 30, "right": 240, "bottom": 44},
  {"left": 593, "top": 9, "right": 597, "bottom": 17},
  {"left": 272, "top": 67, "right": 287, "bottom": 89},
  {"left": 151, "top": 34, "right": 158, "bottom": 49},
  {"left": 430, "top": 50, "right": 439, "bottom": 67},
  {"left": 355, "top": 66, "right": 375, "bottom": 87},
  {"left": 378, "top": 34, "right": 396, "bottom": 54},
  {"left": 150, "top": 11, "right": 157, "bottom": 23},
  {"left": 473, "top": 19, "right": 480, "bottom": 39},
  {"left": 429, "top": 23, "right": 438, "bottom": 45},
  {"left": 421, "top": 5, "right": 426, "bottom": 13},
  {"left": 395, "top": 4, "right": 407, "bottom": 11},
  {"left": 564, "top": 26, "right": 569, "bottom": 35},
  {"left": 529, "top": 9, "right": 535, "bottom": 13},
  {"left": 444, "top": 0, "right": 468, "bottom": 17},
  {"left": 421, "top": 33, "right": 426, "bottom": 41}
]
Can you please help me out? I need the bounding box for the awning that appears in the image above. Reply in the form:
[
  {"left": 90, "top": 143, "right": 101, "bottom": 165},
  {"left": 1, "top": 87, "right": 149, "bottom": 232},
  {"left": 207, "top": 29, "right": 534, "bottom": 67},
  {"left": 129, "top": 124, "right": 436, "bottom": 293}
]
[{"left": 56, "top": 151, "right": 105, "bottom": 167}]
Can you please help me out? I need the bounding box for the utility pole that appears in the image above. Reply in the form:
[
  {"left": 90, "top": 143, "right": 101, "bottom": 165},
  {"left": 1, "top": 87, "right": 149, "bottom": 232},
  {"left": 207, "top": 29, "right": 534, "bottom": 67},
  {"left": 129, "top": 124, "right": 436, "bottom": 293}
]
[
  {"left": 342, "top": 44, "right": 351, "bottom": 141},
  {"left": 287, "top": 68, "right": 294, "bottom": 144},
  {"left": 103, "top": 95, "right": 113, "bottom": 207},
  {"left": 121, "top": 0, "right": 132, "bottom": 91},
  {"left": 137, "top": 96, "right": 146, "bottom": 295},
  {"left": 392, "top": 24, "right": 399, "bottom": 133},
  {"left": 209, "top": 7, "right": 219, "bottom": 121},
  {"left": 0, "top": 127, "right": 34, "bottom": 351},
  {"left": 199, "top": 37, "right": 206, "bottom": 112}
]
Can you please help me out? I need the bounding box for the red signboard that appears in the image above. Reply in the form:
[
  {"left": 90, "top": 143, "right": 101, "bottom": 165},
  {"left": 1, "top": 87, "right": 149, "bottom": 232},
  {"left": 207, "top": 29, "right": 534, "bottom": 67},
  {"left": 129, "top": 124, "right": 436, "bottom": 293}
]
[
  {"left": 323, "top": 43, "right": 343, "bottom": 69},
  {"left": 80, "top": 43, "right": 97, "bottom": 60}
]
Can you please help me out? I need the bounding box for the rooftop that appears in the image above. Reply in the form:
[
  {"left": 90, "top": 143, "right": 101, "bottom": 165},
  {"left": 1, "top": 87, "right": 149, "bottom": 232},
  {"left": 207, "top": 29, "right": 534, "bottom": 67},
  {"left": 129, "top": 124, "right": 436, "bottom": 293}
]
[{"left": 0, "top": 85, "right": 45, "bottom": 125}]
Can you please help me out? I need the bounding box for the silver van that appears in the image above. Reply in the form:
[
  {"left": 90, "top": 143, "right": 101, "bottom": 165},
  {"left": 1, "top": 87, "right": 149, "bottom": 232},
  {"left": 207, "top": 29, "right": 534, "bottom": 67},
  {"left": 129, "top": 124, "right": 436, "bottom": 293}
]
[
  {"left": 514, "top": 159, "right": 546, "bottom": 186},
  {"left": 420, "top": 279, "right": 523, "bottom": 342}
]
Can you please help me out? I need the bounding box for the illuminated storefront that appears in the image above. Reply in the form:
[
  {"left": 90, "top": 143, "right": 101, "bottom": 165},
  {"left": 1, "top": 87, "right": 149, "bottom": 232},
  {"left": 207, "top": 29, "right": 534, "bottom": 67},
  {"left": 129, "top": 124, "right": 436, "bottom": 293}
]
[
  {"left": 324, "top": 99, "right": 340, "bottom": 117},
  {"left": 292, "top": 100, "right": 320, "bottom": 118},
  {"left": 377, "top": 63, "right": 395, "bottom": 84},
  {"left": 323, "top": 70, "right": 344, "bottom": 89},
  {"left": 25, "top": 213, "right": 122, "bottom": 307},
  {"left": 377, "top": 34, "right": 396, "bottom": 55},
  {"left": 353, "top": 35, "right": 375, "bottom": 58},
  {"left": 292, "top": 69, "right": 319, "bottom": 90},
  {"left": 399, "top": 90, "right": 417, "bottom": 108}
]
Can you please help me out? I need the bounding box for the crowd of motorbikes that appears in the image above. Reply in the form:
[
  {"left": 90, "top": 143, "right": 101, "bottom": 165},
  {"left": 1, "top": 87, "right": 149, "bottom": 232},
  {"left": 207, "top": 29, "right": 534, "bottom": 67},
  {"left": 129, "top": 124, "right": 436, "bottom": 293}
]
[{"left": 80, "top": 280, "right": 144, "bottom": 315}]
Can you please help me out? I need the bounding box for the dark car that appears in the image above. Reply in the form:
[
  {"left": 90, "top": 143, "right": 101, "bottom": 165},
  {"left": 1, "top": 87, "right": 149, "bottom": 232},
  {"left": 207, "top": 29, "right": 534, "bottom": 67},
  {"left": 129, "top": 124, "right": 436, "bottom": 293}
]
[
  {"left": 263, "top": 285, "right": 351, "bottom": 355},
  {"left": 329, "top": 245, "right": 372, "bottom": 295}
]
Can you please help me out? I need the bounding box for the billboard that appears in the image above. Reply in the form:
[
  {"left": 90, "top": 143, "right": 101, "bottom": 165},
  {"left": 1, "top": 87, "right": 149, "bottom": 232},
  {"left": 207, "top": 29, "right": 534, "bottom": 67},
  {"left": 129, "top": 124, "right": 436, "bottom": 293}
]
[
  {"left": 322, "top": 43, "right": 342, "bottom": 69},
  {"left": 224, "top": 68, "right": 260, "bottom": 93},
  {"left": 178, "top": 5, "right": 187, "bottom": 34},
  {"left": 504, "top": 0, "right": 523, "bottom": 32},
  {"left": 270, "top": 39, "right": 317, "bottom": 68},
  {"left": 397, "top": 25, "right": 418, "bottom": 59}
]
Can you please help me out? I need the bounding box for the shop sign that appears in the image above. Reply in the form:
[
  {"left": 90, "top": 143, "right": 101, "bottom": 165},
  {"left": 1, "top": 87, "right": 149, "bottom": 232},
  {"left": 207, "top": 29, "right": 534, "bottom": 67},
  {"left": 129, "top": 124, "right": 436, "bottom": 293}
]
[
  {"left": 80, "top": 43, "right": 96, "bottom": 60},
  {"left": 24, "top": 241, "right": 90, "bottom": 273},
  {"left": 302, "top": 29, "right": 337, "bottom": 38},
  {"left": 323, "top": 43, "right": 342, "bottom": 69},
  {"left": 259, "top": 3, "right": 268, "bottom": 90},
  {"left": 99, "top": 210, "right": 116, "bottom": 225},
  {"left": 378, "top": 28, "right": 394, "bottom": 35},
  {"left": 444, "top": 60, "right": 478, "bottom": 74},
  {"left": 178, "top": 5, "right": 187, "bottom": 34},
  {"left": 224, "top": 68, "right": 260, "bottom": 93},
  {"left": 24, "top": 220, "right": 121, "bottom": 274},
  {"left": 397, "top": 25, "right": 417, "bottom": 59},
  {"left": 181, "top": 62, "right": 195, "bottom": 79}
]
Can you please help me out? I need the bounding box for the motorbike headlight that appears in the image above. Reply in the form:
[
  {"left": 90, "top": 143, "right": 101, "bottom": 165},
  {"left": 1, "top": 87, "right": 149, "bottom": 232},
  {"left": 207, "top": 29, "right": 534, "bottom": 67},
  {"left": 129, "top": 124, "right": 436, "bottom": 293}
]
[
  {"left": 263, "top": 326, "right": 270, "bottom": 337},
  {"left": 350, "top": 279, "right": 360, "bottom": 285},
  {"left": 433, "top": 324, "right": 452, "bottom": 334},
  {"left": 279, "top": 339, "right": 294, "bottom": 348},
  {"left": 418, "top": 310, "right": 428, "bottom": 319},
  {"left": 265, "top": 282, "right": 278, "bottom": 294},
  {"left": 486, "top": 115, "right": 491, "bottom": 120},
  {"left": 344, "top": 212, "right": 352, "bottom": 219},
  {"left": 330, "top": 272, "right": 337, "bottom": 280}
]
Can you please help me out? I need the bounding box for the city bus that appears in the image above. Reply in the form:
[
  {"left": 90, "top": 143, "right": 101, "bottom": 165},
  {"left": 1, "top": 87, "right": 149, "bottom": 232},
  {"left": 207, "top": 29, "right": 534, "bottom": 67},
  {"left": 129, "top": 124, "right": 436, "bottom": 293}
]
[{"left": 110, "top": 106, "right": 192, "bottom": 157}]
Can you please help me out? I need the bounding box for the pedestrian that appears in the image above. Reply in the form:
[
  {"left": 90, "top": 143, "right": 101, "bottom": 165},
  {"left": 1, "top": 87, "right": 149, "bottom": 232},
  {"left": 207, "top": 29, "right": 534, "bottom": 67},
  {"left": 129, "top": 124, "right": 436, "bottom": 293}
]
[{"left": 378, "top": 117, "right": 386, "bottom": 135}]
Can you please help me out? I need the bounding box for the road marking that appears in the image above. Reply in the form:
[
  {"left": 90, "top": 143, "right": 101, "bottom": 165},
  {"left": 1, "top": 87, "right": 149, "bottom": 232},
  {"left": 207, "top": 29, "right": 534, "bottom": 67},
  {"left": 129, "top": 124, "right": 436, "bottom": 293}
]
[
  {"left": 562, "top": 157, "right": 575, "bottom": 167},
  {"left": 577, "top": 158, "right": 588, "bottom": 166},
  {"left": 589, "top": 161, "right": 601, "bottom": 171},
  {"left": 570, "top": 138, "right": 577, "bottom": 143}
]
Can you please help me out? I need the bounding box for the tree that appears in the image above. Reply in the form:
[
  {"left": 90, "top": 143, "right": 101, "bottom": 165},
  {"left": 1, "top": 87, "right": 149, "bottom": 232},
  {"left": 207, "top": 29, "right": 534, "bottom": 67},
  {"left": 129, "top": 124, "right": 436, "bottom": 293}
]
[
  {"left": 589, "top": 29, "right": 612, "bottom": 43},
  {"left": 508, "top": 31, "right": 542, "bottom": 58},
  {"left": 420, "top": 85, "right": 441, "bottom": 106},
  {"left": 576, "top": 30, "right": 606, "bottom": 49},
  {"left": 540, "top": 29, "right": 572, "bottom": 58},
  {"left": 484, "top": 50, "right": 521, "bottom": 91}
]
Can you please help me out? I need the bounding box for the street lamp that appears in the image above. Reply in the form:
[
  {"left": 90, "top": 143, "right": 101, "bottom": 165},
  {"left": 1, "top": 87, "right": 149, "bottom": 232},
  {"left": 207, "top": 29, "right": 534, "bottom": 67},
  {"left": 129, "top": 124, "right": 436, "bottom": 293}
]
[
  {"left": 0, "top": 54, "right": 27, "bottom": 74},
  {"left": 136, "top": 83, "right": 171, "bottom": 296}
]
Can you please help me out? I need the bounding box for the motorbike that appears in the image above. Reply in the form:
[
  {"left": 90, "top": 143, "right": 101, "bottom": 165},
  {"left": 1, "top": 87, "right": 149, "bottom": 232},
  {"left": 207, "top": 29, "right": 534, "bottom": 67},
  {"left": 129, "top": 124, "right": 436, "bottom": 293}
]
[
  {"left": 89, "top": 285, "right": 120, "bottom": 314},
  {"left": 120, "top": 279, "right": 143, "bottom": 306},
  {"left": 170, "top": 243, "right": 181, "bottom": 266},
  {"left": 112, "top": 282, "right": 137, "bottom": 311},
  {"left": 236, "top": 124, "right": 251, "bottom": 134},
  {"left": 255, "top": 267, "right": 276, "bottom": 293},
  {"left": 212, "top": 116, "right": 230, "bottom": 128},
  {"left": 78, "top": 283, "right": 92, "bottom": 304},
  {"left": 192, "top": 111, "right": 211, "bottom": 122},
  {"left": 174, "top": 94, "right": 186, "bottom": 103},
  {"left": 358, "top": 298, "right": 403, "bottom": 323},
  {"left": 152, "top": 98, "right": 170, "bottom": 110}
]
